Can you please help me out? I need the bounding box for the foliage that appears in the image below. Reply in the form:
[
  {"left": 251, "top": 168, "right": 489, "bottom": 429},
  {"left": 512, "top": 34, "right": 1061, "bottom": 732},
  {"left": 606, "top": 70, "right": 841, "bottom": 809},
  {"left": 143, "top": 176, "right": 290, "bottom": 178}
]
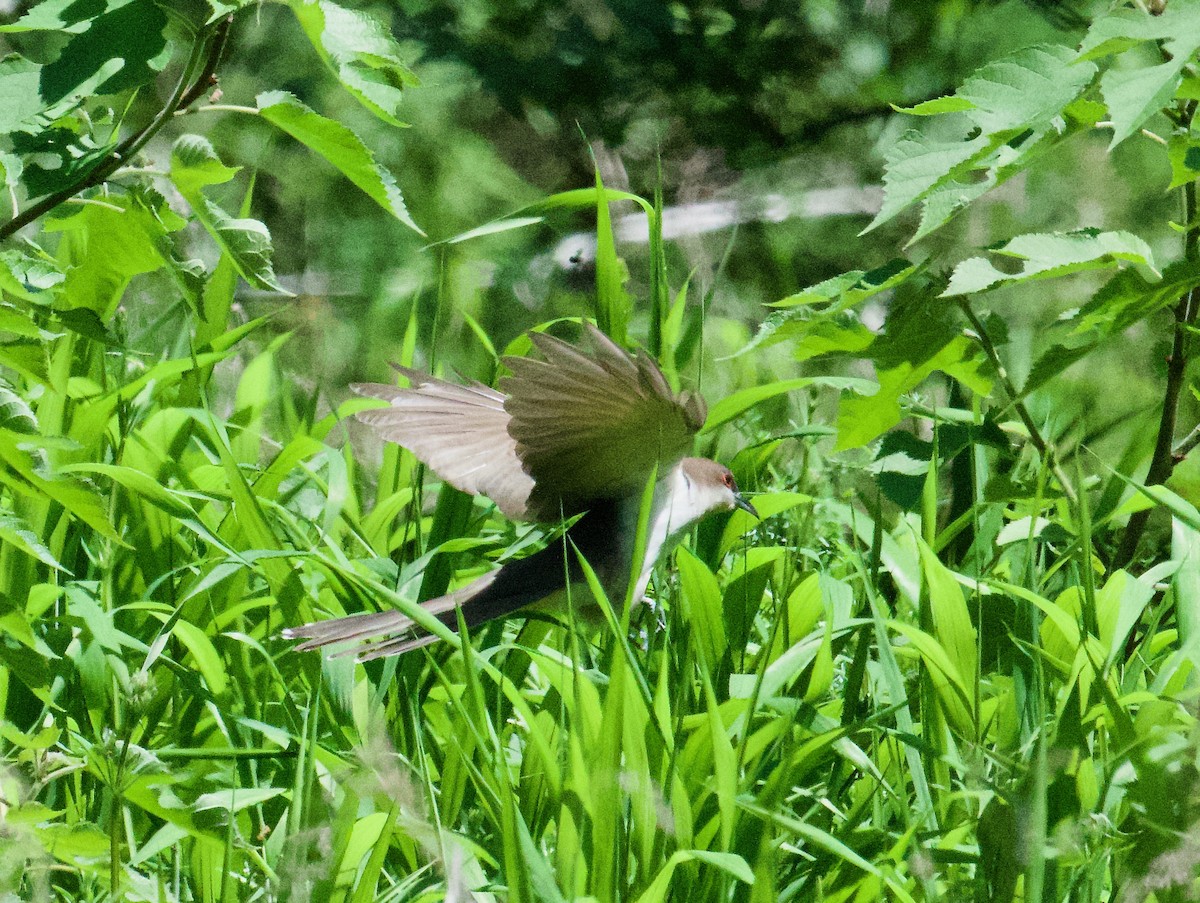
[{"left": 0, "top": 0, "right": 1199, "bottom": 901}]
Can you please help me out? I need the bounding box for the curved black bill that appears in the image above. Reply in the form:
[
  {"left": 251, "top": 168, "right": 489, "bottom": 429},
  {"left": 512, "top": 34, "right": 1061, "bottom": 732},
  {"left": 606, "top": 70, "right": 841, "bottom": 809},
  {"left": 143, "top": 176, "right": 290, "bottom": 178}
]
[{"left": 734, "top": 493, "right": 759, "bottom": 518}]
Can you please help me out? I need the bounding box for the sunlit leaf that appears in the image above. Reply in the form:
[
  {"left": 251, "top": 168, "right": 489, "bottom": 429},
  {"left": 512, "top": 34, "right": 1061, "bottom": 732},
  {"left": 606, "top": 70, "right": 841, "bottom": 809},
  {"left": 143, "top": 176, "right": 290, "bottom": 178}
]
[
  {"left": 257, "top": 90, "right": 422, "bottom": 234},
  {"left": 287, "top": 0, "right": 418, "bottom": 126},
  {"left": 944, "top": 229, "right": 1159, "bottom": 296}
]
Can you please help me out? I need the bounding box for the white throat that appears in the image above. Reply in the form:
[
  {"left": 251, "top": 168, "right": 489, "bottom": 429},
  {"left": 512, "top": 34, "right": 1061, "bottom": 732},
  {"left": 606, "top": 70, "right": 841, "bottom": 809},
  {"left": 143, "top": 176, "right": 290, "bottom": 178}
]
[{"left": 629, "top": 463, "right": 724, "bottom": 600}]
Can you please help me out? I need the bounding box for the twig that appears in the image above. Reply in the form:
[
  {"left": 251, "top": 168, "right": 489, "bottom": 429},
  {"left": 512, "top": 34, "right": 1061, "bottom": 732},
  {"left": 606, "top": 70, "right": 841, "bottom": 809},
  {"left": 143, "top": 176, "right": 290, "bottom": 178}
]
[
  {"left": 0, "top": 15, "right": 234, "bottom": 244},
  {"left": 956, "top": 296, "right": 1078, "bottom": 505},
  {"left": 1116, "top": 103, "right": 1200, "bottom": 567}
]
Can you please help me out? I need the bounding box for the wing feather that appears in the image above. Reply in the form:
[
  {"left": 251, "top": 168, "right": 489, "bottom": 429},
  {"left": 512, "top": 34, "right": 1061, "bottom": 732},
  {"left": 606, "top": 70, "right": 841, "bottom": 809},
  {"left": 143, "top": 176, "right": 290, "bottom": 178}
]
[
  {"left": 502, "top": 324, "right": 706, "bottom": 517},
  {"left": 352, "top": 366, "right": 535, "bottom": 520}
]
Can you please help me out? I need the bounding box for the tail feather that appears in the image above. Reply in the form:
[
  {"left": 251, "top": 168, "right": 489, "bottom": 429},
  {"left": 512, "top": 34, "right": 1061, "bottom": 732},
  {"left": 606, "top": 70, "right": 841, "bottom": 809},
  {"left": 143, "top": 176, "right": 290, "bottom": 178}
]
[
  {"left": 284, "top": 506, "right": 623, "bottom": 660},
  {"left": 282, "top": 574, "right": 496, "bottom": 657}
]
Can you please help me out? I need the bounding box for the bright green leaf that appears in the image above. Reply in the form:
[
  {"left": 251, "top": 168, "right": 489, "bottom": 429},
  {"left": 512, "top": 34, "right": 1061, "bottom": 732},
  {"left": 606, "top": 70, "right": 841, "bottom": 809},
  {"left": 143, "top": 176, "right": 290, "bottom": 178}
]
[{"left": 257, "top": 90, "right": 422, "bottom": 234}]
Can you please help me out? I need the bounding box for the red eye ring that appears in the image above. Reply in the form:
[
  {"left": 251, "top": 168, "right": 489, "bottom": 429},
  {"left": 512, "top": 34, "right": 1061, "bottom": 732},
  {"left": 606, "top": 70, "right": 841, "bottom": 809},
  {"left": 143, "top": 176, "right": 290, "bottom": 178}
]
[{"left": 723, "top": 472, "right": 734, "bottom": 489}]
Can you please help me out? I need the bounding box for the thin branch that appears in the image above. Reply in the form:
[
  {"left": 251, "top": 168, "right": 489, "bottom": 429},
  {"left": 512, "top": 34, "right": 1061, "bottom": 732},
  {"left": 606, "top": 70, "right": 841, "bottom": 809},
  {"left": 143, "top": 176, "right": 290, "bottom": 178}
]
[
  {"left": 956, "top": 296, "right": 1078, "bottom": 505},
  {"left": 1116, "top": 156, "right": 1200, "bottom": 566},
  {"left": 0, "top": 15, "right": 234, "bottom": 244}
]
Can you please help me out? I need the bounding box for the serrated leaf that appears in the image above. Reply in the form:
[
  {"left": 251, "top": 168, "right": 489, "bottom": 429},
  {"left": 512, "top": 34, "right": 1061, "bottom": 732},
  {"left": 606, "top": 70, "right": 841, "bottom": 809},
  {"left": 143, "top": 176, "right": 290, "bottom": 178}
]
[
  {"left": 737, "top": 260, "right": 914, "bottom": 357},
  {"left": 0, "top": 511, "right": 65, "bottom": 570},
  {"left": 867, "top": 45, "right": 1096, "bottom": 237},
  {"left": 1080, "top": 4, "right": 1200, "bottom": 62},
  {"left": 288, "top": 0, "right": 418, "bottom": 126},
  {"left": 182, "top": 194, "right": 287, "bottom": 294},
  {"left": 169, "top": 134, "right": 240, "bottom": 195},
  {"left": 956, "top": 44, "right": 1096, "bottom": 135},
  {"left": 867, "top": 128, "right": 991, "bottom": 232},
  {"left": 1080, "top": 4, "right": 1200, "bottom": 147},
  {"left": 1021, "top": 342, "right": 1097, "bottom": 397},
  {"left": 943, "top": 229, "right": 1159, "bottom": 296},
  {"left": 1072, "top": 261, "right": 1200, "bottom": 338},
  {"left": 256, "top": 90, "right": 422, "bottom": 234},
  {"left": 1101, "top": 59, "right": 1187, "bottom": 148},
  {"left": 11, "top": 127, "right": 117, "bottom": 199},
  {"left": 0, "top": 0, "right": 122, "bottom": 32},
  {"left": 0, "top": 249, "right": 64, "bottom": 302}
]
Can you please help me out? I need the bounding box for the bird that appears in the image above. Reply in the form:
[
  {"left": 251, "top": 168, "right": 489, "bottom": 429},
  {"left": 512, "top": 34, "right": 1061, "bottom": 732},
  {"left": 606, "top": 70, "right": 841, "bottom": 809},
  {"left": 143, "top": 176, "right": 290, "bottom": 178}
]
[{"left": 283, "top": 323, "right": 757, "bottom": 659}]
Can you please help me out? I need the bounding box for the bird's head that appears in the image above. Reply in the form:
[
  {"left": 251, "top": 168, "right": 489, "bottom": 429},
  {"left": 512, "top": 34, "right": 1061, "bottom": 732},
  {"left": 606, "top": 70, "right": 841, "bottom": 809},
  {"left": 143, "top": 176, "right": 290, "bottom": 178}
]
[{"left": 679, "top": 457, "right": 759, "bottom": 520}]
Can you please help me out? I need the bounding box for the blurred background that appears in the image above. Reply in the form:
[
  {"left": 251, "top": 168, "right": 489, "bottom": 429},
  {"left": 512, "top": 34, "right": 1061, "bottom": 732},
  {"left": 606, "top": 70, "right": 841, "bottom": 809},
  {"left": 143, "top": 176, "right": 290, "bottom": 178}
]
[
  {"left": 4, "top": 0, "right": 1184, "bottom": 472},
  {"left": 211, "top": 1, "right": 1178, "bottom": 459}
]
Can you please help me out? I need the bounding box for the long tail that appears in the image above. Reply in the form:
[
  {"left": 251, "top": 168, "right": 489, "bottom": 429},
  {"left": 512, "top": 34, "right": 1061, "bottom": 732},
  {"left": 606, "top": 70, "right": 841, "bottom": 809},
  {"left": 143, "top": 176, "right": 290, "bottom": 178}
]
[
  {"left": 282, "top": 572, "right": 499, "bottom": 661},
  {"left": 283, "top": 535, "right": 584, "bottom": 659}
]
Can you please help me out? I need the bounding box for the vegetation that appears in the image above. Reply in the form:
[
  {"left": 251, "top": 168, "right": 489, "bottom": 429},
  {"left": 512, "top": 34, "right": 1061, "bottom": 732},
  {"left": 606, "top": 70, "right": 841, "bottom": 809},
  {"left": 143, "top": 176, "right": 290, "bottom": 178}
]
[{"left": 1, "top": 0, "right": 1200, "bottom": 900}]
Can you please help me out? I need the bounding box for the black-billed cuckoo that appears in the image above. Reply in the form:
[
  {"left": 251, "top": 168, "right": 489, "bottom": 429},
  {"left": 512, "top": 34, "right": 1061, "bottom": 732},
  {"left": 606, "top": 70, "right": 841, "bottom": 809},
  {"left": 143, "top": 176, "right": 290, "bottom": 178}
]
[{"left": 284, "top": 324, "right": 756, "bottom": 659}]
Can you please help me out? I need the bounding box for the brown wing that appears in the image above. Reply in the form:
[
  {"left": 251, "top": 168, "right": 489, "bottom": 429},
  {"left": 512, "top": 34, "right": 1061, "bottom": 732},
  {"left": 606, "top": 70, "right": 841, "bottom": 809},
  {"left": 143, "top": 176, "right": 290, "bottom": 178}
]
[
  {"left": 353, "top": 366, "right": 535, "bottom": 520},
  {"left": 501, "top": 323, "right": 707, "bottom": 518}
]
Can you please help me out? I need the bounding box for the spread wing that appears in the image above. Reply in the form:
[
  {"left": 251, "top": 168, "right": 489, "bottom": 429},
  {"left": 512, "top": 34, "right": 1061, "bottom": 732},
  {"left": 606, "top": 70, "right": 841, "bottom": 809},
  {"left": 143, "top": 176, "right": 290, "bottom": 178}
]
[
  {"left": 502, "top": 324, "right": 707, "bottom": 518},
  {"left": 352, "top": 366, "right": 535, "bottom": 520}
]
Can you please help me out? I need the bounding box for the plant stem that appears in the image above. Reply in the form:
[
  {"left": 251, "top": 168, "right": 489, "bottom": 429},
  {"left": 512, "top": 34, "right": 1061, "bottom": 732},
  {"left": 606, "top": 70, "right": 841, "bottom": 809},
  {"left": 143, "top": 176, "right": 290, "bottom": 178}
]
[
  {"left": 0, "top": 15, "right": 234, "bottom": 244},
  {"left": 1116, "top": 122, "right": 1200, "bottom": 567},
  {"left": 955, "top": 297, "right": 1078, "bottom": 505}
]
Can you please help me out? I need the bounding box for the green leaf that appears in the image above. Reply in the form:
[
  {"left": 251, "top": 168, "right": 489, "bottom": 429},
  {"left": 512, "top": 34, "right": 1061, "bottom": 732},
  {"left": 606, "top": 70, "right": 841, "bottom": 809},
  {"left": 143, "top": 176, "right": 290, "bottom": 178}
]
[
  {"left": 954, "top": 44, "right": 1096, "bottom": 134},
  {"left": 171, "top": 620, "right": 228, "bottom": 696},
  {"left": 169, "top": 134, "right": 241, "bottom": 195},
  {"left": 187, "top": 194, "right": 287, "bottom": 293},
  {"left": 634, "top": 850, "right": 753, "bottom": 903},
  {"left": 287, "top": 0, "right": 418, "bottom": 126},
  {"left": 256, "top": 91, "right": 422, "bottom": 234},
  {"left": 439, "top": 186, "right": 653, "bottom": 246},
  {"left": 0, "top": 249, "right": 65, "bottom": 302},
  {"left": 867, "top": 127, "right": 990, "bottom": 233},
  {"left": 43, "top": 194, "right": 175, "bottom": 316},
  {"left": 835, "top": 294, "right": 991, "bottom": 449},
  {"left": 1101, "top": 59, "right": 1187, "bottom": 149},
  {"left": 702, "top": 376, "right": 875, "bottom": 432},
  {"left": 36, "top": 0, "right": 169, "bottom": 103},
  {"left": 1168, "top": 131, "right": 1200, "bottom": 190},
  {"left": 918, "top": 537, "right": 977, "bottom": 722},
  {"left": 592, "top": 165, "right": 630, "bottom": 345},
  {"left": 0, "top": 511, "right": 65, "bottom": 570},
  {"left": 866, "top": 45, "right": 1096, "bottom": 238},
  {"left": 1080, "top": 4, "right": 1200, "bottom": 147},
  {"left": 943, "top": 229, "right": 1159, "bottom": 296},
  {"left": 0, "top": 0, "right": 121, "bottom": 32},
  {"left": 11, "top": 127, "right": 117, "bottom": 199},
  {"left": 169, "top": 135, "right": 286, "bottom": 293},
  {"left": 738, "top": 260, "right": 914, "bottom": 356},
  {"left": 1072, "top": 260, "right": 1200, "bottom": 338},
  {"left": 677, "top": 547, "right": 726, "bottom": 669},
  {"left": 0, "top": 55, "right": 45, "bottom": 132},
  {"left": 1080, "top": 4, "right": 1200, "bottom": 62}
]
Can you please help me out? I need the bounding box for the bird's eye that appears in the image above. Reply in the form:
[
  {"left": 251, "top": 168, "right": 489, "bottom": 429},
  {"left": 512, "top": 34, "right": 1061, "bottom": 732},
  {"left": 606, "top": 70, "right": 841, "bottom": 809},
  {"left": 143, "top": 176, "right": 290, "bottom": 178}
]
[{"left": 723, "top": 472, "right": 734, "bottom": 489}]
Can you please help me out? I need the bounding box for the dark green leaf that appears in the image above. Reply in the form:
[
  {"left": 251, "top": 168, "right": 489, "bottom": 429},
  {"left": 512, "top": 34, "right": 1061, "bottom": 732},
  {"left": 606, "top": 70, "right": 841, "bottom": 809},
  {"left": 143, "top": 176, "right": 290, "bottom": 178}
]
[
  {"left": 38, "top": 0, "right": 169, "bottom": 103},
  {"left": 1168, "top": 131, "right": 1200, "bottom": 190},
  {"left": 10, "top": 127, "right": 117, "bottom": 199}
]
